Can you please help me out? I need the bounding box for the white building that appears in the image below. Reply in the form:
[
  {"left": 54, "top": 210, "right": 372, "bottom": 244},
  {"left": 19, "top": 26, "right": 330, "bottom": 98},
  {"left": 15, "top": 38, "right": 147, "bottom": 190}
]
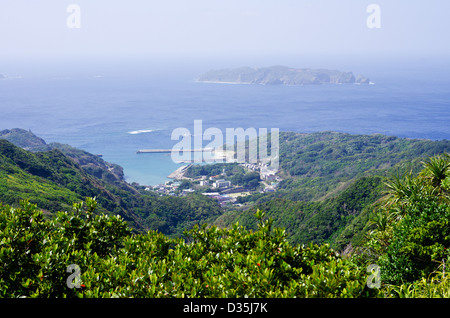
[
  {"left": 213, "top": 179, "right": 231, "bottom": 189},
  {"left": 263, "top": 173, "right": 276, "bottom": 181}
]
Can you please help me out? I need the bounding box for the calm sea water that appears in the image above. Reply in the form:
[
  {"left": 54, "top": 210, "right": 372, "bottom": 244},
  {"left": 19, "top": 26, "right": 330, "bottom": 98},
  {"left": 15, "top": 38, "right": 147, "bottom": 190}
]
[{"left": 1, "top": 58, "right": 449, "bottom": 185}]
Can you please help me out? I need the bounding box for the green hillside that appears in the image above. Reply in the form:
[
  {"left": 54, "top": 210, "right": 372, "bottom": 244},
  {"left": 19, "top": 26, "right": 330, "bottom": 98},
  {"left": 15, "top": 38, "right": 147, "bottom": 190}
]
[
  {"left": 1, "top": 128, "right": 128, "bottom": 186},
  {"left": 216, "top": 176, "right": 384, "bottom": 251},
  {"left": 1, "top": 128, "right": 450, "bottom": 298},
  {"left": 257, "top": 131, "right": 450, "bottom": 202},
  {"left": 1, "top": 153, "right": 449, "bottom": 298},
  {"left": 0, "top": 138, "right": 222, "bottom": 237},
  {"left": 215, "top": 131, "right": 450, "bottom": 251},
  {"left": 2, "top": 128, "right": 450, "bottom": 250}
]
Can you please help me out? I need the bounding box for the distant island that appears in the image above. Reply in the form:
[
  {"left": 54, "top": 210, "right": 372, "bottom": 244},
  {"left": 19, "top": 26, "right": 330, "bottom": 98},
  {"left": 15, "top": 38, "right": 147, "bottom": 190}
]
[{"left": 197, "top": 65, "right": 371, "bottom": 85}]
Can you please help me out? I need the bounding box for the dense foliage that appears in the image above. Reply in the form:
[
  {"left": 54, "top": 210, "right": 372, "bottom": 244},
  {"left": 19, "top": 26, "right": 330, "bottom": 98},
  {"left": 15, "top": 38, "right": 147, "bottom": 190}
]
[
  {"left": 0, "top": 200, "right": 375, "bottom": 298},
  {"left": 363, "top": 154, "right": 450, "bottom": 291}
]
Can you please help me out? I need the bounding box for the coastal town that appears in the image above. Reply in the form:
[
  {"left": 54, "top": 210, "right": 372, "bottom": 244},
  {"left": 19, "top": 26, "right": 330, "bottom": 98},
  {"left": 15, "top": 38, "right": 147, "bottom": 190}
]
[{"left": 145, "top": 162, "right": 282, "bottom": 207}]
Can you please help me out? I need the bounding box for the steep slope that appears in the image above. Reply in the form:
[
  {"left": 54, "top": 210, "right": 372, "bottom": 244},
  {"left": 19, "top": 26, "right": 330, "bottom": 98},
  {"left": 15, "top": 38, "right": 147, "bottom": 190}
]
[
  {"left": 0, "top": 128, "right": 128, "bottom": 188},
  {"left": 0, "top": 138, "right": 223, "bottom": 236},
  {"left": 0, "top": 139, "right": 145, "bottom": 230}
]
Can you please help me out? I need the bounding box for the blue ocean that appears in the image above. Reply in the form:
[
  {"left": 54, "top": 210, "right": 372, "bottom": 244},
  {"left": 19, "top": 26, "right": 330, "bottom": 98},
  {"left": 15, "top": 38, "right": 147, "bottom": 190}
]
[{"left": 1, "top": 58, "right": 449, "bottom": 185}]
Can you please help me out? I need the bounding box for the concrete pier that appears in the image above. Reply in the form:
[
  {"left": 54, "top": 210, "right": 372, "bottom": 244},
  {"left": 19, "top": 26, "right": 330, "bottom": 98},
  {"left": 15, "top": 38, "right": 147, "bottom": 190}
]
[{"left": 137, "top": 148, "right": 212, "bottom": 154}]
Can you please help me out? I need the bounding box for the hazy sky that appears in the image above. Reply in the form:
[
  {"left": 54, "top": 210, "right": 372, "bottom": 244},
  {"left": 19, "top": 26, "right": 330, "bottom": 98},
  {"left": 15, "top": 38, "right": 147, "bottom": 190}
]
[{"left": 0, "top": 0, "right": 449, "bottom": 63}]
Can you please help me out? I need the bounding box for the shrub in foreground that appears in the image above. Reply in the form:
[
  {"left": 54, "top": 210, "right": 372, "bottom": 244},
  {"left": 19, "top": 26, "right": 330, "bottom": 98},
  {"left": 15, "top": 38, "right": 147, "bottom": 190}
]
[{"left": 0, "top": 200, "right": 375, "bottom": 298}]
